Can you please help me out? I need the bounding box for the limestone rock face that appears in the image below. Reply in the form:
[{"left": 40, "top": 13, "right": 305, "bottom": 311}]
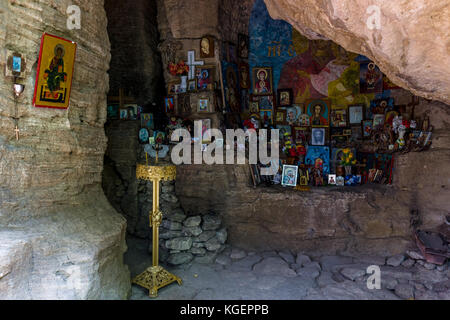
[
  {"left": 0, "top": 0, "right": 130, "bottom": 299},
  {"left": 105, "top": 0, "right": 163, "bottom": 104},
  {"left": 157, "top": 0, "right": 220, "bottom": 39},
  {"left": 264, "top": 0, "right": 450, "bottom": 104}
]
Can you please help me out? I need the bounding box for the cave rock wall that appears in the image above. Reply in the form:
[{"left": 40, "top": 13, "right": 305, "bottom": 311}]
[{"left": 0, "top": 0, "right": 130, "bottom": 299}]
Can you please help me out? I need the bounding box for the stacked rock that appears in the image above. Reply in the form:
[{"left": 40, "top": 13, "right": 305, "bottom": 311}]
[{"left": 151, "top": 211, "right": 228, "bottom": 266}]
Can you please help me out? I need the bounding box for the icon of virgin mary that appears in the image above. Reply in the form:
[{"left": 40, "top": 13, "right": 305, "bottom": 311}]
[{"left": 254, "top": 69, "right": 271, "bottom": 94}]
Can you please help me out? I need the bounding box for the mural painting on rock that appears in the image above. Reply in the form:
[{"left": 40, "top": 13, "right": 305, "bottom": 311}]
[{"left": 249, "top": 0, "right": 376, "bottom": 108}]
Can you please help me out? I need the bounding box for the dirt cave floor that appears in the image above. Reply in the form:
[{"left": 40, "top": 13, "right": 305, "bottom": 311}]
[{"left": 125, "top": 237, "right": 450, "bottom": 300}]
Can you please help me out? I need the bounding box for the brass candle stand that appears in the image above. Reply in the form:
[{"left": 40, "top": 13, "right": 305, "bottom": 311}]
[{"left": 133, "top": 157, "right": 182, "bottom": 298}]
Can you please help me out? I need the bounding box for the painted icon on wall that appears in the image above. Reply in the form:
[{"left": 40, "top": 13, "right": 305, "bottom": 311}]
[
  {"left": 305, "top": 99, "right": 330, "bottom": 126},
  {"left": 252, "top": 67, "right": 273, "bottom": 95},
  {"left": 33, "top": 33, "right": 77, "bottom": 109}
]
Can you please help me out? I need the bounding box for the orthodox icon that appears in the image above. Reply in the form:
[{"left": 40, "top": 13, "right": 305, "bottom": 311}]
[
  {"left": 328, "top": 174, "right": 337, "bottom": 185},
  {"left": 201, "top": 118, "right": 212, "bottom": 143},
  {"left": 311, "top": 127, "right": 326, "bottom": 146},
  {"left": 281, "top": 165, "right": 298, "bottom": 187},
  {"left": 239, "top": 62, "right": 250, "bottom": 89},
  {"left": 348, "top": 105, "right": 364, "bottom": 125},
  {"left": 275, "top": 109, "right": 286, "bottom": 124},
  {"left": 198, "top": 97, "right": 210, "bottom": 112},
  {"left": 107, "top": 104, "right": 119, "bottom": 120},
  {"left": 359, "top": 62, "right": 383, "bottom": 94},
  {"left": 228, "top": 42, "right": 237, "bottom": 64},
  {"left": 139, "top": 128, "right": 149, "bottom": 144},
  {"left": 249, "top": 101, "right": 259, "bottom": 113},
  {"left": 259, "top": 109, "right": 273, "bottom": 126},
  {"left": 331, "top": 108, "right": 347, "bottom": 127},
  {"left": 293, "top": 127, "right": 309, "bottom": 144},
  {"left": 141, "top": 113, "right": 154, "bottom": 130},
  {"left": 305, "top": 146, "right": 330, "bottom": 175},
  {"left": 277, "top": 89, "right": 293, "bottom": 107},
  {"left": 12, "top": 56, "right": 22, "bottom": 73},
  {"left": 196, "top": 66, "right": 215, "bottom": 90},
  {"left": 362, "top": 120, "right": 373, "bottom": 139},
  {"left": 238, "top": 33, "right": 249, "bottom": 59},
  {"left": 225, "top": 65, "right": 240, "bottom": 113},
  {"left": 119, "top": 108, "right": 128, "bottom": 120},
  {"left": 305, "top": 99, "right": 330, "bottom": 126},
  {"left": 165, "top": 96, "right": 175, "bottom": 113},
  {"left": 258, "top": 94, "right": 275, "bottom": 110},
  {"left": 372, "top": 114, "right": 385, "bottom": 130},
  {"left": 124, "top": 104, "right": 138, "bottom": 120},
  {"left": 252, "top": 67, "right": 273, "bottom": 95},
  {"left": 286, "top": 105, "right": 302, "bottom": 125},
  {"left": 33, "top": 33, "right": 77, "bottom": 109}
]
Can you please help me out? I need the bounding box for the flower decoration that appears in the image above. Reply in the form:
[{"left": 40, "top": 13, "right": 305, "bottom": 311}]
[
  {"left": 340, "top": 148, "right": 357, "bottom": 166},
  {"left": 168, "top": 60, "right": 189, "bottom": 76}
]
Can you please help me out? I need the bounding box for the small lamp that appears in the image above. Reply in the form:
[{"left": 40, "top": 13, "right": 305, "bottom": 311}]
[{"left": 13, "top": 83, "right": 25, "bottom": 98}]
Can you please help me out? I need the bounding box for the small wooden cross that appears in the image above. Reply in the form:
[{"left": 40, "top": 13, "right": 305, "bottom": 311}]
[{"left": 14, "top": 125, "right": 20, "bottom": 140}]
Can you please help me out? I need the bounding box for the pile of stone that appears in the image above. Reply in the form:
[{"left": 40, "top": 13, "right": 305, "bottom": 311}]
[{"left": 154, "top": 211, "right": 228, "bottom": 266}]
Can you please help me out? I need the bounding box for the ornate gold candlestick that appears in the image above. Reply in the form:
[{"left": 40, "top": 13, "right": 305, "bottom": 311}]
[{"left": 133, "top": 161, "right": 182, "bottom": 298}]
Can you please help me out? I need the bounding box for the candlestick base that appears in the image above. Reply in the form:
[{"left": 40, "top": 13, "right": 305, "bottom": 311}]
[{"left": 132, "top": 266, "right": 182, "bottom": 298}]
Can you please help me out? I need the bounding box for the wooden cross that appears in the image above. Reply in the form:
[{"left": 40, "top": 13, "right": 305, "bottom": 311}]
[
  {"left": 14, "top": 125, "right": 20, "bottom": 140},
  {"left": 187, "top": 50, "right": 204, "bottom": 80}
]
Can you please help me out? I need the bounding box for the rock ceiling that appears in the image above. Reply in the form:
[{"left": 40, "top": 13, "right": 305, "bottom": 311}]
[{"left": 264, "top": 0, "right": 450, "bottom": 104}]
